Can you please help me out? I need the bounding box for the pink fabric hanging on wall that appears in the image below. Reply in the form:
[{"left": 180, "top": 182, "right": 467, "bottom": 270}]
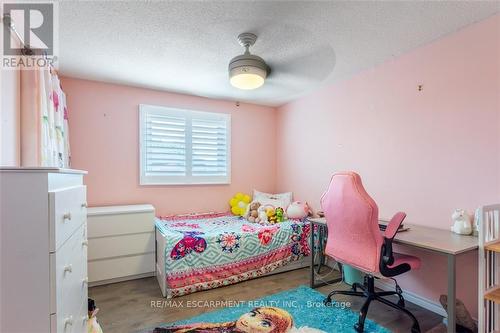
[{"left": 20, "top": 66, "right": 70, "bottom": 167}]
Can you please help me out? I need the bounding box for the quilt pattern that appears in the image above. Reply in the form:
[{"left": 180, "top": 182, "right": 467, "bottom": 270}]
[{"left": 156, "top": 213, "right": 310, "bottom": 297}]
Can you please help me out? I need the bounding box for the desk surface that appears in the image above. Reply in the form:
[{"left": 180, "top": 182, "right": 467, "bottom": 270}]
[{"left": 307, "top": 217, "right": 478, "bottom": 255}]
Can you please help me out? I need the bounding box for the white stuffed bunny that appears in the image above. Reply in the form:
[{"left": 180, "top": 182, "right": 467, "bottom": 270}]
[{"left": 451, "top": 209, "right": 472, "bottom": 235}]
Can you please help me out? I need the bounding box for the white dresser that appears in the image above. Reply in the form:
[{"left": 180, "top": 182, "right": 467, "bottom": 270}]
[
  {"left": 0, "top": 168, "right": 88, "bottom": 333},
  {"left": 87, "top": 204, "right": 155, "bottom": 286}
]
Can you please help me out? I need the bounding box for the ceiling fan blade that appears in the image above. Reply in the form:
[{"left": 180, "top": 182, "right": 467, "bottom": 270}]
[{"left": 268, "top": 44, "right": 336, "bottom": 84}]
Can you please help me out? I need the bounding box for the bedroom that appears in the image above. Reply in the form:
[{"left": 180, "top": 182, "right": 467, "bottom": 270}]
[{"left": 0, "top": 1, "right": 499, "bottom": 333}]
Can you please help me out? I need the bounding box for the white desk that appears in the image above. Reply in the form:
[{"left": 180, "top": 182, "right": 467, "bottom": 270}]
[{"left": 307, "top": 218, "right": 478, "bottom": 333}]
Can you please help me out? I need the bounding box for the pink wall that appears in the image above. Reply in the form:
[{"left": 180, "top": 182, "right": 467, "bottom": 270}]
[
  {"left": 62, "top": 78, "right": 276, "bottom": 216},
  {"left": 276, "top": 14, "right": 500, "bottom": 316},
  {"left": 63, "top": 14, "right": 499, "bottom": 318},
  {"left": 0, "top": 68, "right": 21, "bottom": 166}
]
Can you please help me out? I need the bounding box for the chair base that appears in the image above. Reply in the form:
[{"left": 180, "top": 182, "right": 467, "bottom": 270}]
[{"left": 324, "top": 275, "right": 421, "bottom": 333}]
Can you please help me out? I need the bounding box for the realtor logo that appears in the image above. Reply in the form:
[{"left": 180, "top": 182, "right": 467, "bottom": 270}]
[{"left": 2, "top": 2, "right": 57, "bottom": 68}]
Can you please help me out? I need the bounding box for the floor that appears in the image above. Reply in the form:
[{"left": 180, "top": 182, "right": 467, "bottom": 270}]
[{"left": 89, "top": 268, "right": 443, "bottom": 333}]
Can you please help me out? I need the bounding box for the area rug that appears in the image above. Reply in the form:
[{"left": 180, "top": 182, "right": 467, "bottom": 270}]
[{"left": 144, "top": 285, "right": 390, "bottom": 333}]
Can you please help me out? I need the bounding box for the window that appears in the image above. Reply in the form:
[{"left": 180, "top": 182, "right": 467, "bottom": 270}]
[{"left": 139, "top": 104, "right": 231, "bottom": 185}]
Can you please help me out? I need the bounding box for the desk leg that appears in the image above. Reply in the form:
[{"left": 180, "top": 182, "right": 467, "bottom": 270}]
[
  {"left": 317, "top": 226, "right": 324, "bottom": 274},
  {"left": 447, "top": 254, "right": 456, "bottom": 333},
  {"left": 310, "top": 223, "right": 315, "bottom": 288}
]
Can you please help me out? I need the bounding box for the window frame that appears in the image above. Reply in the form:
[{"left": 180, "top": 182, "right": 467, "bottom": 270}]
[{"left": 139, "top": 104, "right": 231, "bottom": 185}]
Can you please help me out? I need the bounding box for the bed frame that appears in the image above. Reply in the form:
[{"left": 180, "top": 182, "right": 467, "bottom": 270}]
[{"left": 155, "top": 227, "right": 309, "bottom": 298}]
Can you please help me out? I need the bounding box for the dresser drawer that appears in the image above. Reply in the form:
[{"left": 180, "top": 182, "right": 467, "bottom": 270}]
[
  {"left": 88, "top": 253, "right": 155, "bottom": 283},
  {"left": 88, "top": 232, "right": 154, "bottom": 260},
  {"left": 50, "top": 300, "right": 87, "bottom": 333},
  {"left": 50, "top": 307, "right": 87, "bottom": 333},
  {"left": 87, "top": 210, "right": 154, "bottom": 238},
  {"left": 50, "top": 223, "right": 88, "bottom": 332},
  {"left": 49, "top": 186, "right": 87, "bottom": 252}
]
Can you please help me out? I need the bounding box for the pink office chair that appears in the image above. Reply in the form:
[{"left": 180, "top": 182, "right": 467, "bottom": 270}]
[{"left": 321, "top": 172, "right": 421, "bottom": 333}]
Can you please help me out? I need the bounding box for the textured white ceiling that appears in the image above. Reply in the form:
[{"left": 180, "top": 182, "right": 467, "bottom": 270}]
[{"left": 58, "top": 1, "right": 499, "bottom": 106}]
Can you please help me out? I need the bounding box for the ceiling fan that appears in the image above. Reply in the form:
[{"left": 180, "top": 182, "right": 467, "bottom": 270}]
[{"left": 228, "top": 32, "right": 270, "bottom": 90}]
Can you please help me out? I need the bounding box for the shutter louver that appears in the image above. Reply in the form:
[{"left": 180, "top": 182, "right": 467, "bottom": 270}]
[{"left": 144, "top": 112, "right": 187, "bottom": 176}]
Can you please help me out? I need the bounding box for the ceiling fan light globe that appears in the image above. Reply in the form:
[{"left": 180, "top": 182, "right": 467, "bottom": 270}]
[{"left": 229, "top": 67, "right": 266, "bottom": 90}]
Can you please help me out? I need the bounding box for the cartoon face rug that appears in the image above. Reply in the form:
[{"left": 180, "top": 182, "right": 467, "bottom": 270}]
[{"left": 152, "top": 307, "right": 294, "bottom": 333}]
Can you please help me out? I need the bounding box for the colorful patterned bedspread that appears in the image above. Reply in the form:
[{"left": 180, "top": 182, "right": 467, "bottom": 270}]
[{"left": 156, "top": 213, "right": 311, "bottom": 297}]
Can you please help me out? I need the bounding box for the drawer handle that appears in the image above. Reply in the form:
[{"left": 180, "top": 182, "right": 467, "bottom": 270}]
[
  {"left": 81, "top": 202, "right": 88, "bottom": 208},
  {"left": 82, "top": 277, "right": 88, "bottom": 285},
  {"left": 82, "top": 315, "right": 88, "bottom": 322},
  {"left": 82, "top": 239, "right": 88, "bottom": 246},
  {"left": 63, "top": 264, "right": 72, "bottom": 274},
  {"left": 63, "top": 212, "right": 72, "bottom": 221},
  {"left": 64, "top": 316, "right": 73, "bottom": 326}
]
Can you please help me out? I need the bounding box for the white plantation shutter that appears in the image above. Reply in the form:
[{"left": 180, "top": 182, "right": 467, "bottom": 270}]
[
  {"left": 144, "top": 112, "right": 187, "bottom": 177},
  {"left": 140, "top": 105, "right": 231, "bottom": 184},
  {"left": 191, "top": 117, "right": 228, "bottom": 177}
]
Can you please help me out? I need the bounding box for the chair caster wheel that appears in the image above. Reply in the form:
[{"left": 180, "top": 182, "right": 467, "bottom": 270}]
[
  {"left": 397, "top": 299, "right": 405, "bottom": 308},
  {"left": 354, "top": 323, "right": 364, "bottom": 332},
  {"left": 323, "top": 298, "right": 331, "bottom": 306},
  {"left": 351, "top": 285, "right": 357, "bottom": 292},
  {"left": 411, "top": 327, "right": 420, "bottom": 333}
]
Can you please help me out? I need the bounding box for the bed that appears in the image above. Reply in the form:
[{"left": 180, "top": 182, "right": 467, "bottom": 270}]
[{"left": 155, "top": 212, "right": 311, "bottom": 298}]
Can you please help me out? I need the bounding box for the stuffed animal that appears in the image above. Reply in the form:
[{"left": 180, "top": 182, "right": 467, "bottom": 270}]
[
  {"left": 229, "top": 193, "right": 251, "bottom": 216},
  {"left": 247, "top": 202, "right": 261, "bottom": 223},
  {"left": 266, "top": 207, "right": 278, "bottom": 224},
  {"left": 88, "top": 299, "right": 103, "bottom": 333},
  {"left": 258, "top": 208, "right": 268, "bottom": 224},
  {"left": 275, "top": 207, "right": 286, "bottom": 222},
  {"left": 257, "top": 205, "right": 275, "bottom": 224},
  {"left": 451, "top": 209, "right": 472, "bottom": 235},
  {"left": 287, "top": 201, "right": 310, "bottom": 219}
]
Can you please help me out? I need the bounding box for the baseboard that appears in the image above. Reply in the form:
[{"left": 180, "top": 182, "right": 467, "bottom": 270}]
[
  {"left": 374, "top": 279, "right": 447, "bottom": 317},
  {"left": 264, "top": 257, "right": 310, "bottom": 276},
  {"left": 89, "top": 271, "right": 155, "bottom": 287}
]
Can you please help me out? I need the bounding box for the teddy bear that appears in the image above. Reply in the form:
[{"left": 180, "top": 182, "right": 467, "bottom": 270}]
[
  {"left": 246, "top": 202, "right": 261, "bottom": 223},
  {"left": 451, "top": 209, "right": 472, "bottom": 235}
]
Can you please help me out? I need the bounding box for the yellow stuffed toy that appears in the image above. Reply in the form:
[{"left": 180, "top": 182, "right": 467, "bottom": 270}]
[
  {"left": 87, "top": 299, "right": 103, "bottom": 333},
  {"left": 229, "top": 192, "right": 251, "bottom": 216}
]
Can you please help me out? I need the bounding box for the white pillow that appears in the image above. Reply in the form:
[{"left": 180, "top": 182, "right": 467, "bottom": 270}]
[{"left": 253, "top": 190, "right": 293, "bottom": 209}]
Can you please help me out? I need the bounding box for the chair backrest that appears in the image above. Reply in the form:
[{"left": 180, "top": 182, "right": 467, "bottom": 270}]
[{"left": 320, "top": 172, "right": 383, "bottom": 273}]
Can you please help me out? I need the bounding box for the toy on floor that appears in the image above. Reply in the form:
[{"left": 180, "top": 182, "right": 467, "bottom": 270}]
[
  {"left": 229, "top": 193, "right": 251, "bottom": 216},
  {"left": 426, "top": 295, "right": 476, "bottom": 333},
  {"left": 88, "top": 298, "right": 103, "bottom": 333}
]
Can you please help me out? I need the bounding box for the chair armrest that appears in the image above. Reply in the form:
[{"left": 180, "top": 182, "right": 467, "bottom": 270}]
[
  {"left": 384, "top": 212, "right": 407, "bottom": 239},
  {"left": 381, "top": 212, "right": 406, "bottom": 266}
]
